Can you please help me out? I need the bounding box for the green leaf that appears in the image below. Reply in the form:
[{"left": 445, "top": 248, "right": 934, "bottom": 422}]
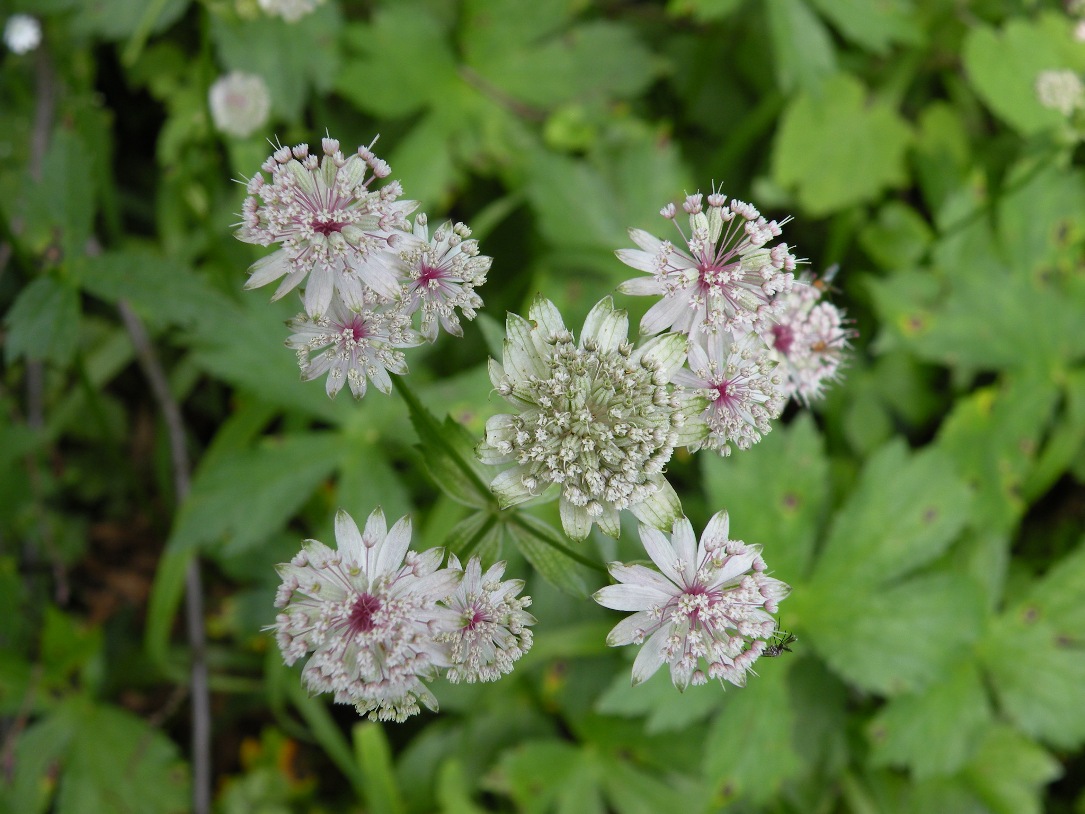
[
  {"left": 336, "top": 5, "right": 457, "bottom": 118},
  {"left": 772, "top": 73, "right": 912, "bottom": 215},
  {"left": 1025, "top": 368, "right": 1085, "bottom": 501},
  {"left": 4, "top": 276, "right": 81, "bottom": 366},
  {"left": 702, "top": 413, "right": 829, "bottom": 582},
  {"left": 393, "top": 377, "right": 496, "bottom": 510},
  {"left": 806, "top": 0, "right": 923, "bottom": 54},
  {"left": 858, "top": 201, "right": 934, "bottom": 271},
  {"left": 979, "top": 541, "right": 1085, "bottom": 749},
  {"left": 800, "top": 573, "right": 985, "bottom": 695},
  {"left": 595, "top": 666, "right": 720, "bottom": 734},
  {"left": 766, "top": 0, "right": 837, "bottom": 93},
  {"left": 168, "top": 433, "right": 343, "bottom": 555},
  {"left": 997, "top": 163, "right": 1085, "bottom": 280},
  {"left": 25, "top": 698, "right": 191, "bottom": 814},
  {"left": 912, "top": 102, "right": 973, "bottom": 222},
  {"left": 354, "top": 723, "right": 406, "bottom": 814},
  {"left": 963, "top": 13, "right": 1085, "bottom": 136},
  {"left": 702, "top": 662, "right": 803, "bottom": 805},
  {"left": 70, "top": 0, "right": 189, "bottom": 41},
  {"left": 600, "top": 755, "right": 700, "bottom": 814},
  {"left": 79, "top": 248, "right": 236, "bottom": 330},
  {"left": 496, "top": 740, "right": 601, "bottom": 814},
  {"left": 41, "top": 607, "right": 102, "bottom": 689},
  {"left": 506, "top": 514, "right": 594, "bottom": 597},
  {"left": 936, "top": 372, "right": 1060, "bottom": 535},
  {"left": 440, "top": 511, "right": 503, "bottom": 561},
  {"left": 868, "top": 660, "right": 991, "bottom": 778},
  {"left": 469, "top": 21, "right": 659, "bottom": 109},
  {"left": 809, "top": 440, "right": 972, "bottom": 588},
  {"left": 960, "top": 724, "right": 1061, "bottom": 814}
]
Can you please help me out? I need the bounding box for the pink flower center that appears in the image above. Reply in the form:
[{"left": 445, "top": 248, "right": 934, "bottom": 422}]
[
  {"left": 312, "top": 217, "right": 346, "bottom": 236},
  {"left": 464, "top": 608, "right": 489, "bottom": 630},
  {"left": 348, "top": 593, "right": 381, "bottom": 634},
  {"left": 339, "top": 316, "right": 368, "bottom": 342},
  {"left": 417, "top": 264, "right": 446, "bottom": 287},
  {"left": 771, "top": 324, "right": 794, "bottom": 356},
  {"left": 711, "top": 381, "right": 731, "bottom": 404}
]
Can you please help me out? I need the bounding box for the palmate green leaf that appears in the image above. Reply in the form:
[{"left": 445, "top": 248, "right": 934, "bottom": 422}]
[
  {"left": 997, "top": 163, "right": 1085, "bottom": 280},
  {"left": 78, "top": 248, "right": 237, "bottom": 330},
  {"left": 337, "top": 3, "right": 458, "bottom": 119},
  {"left": 600, "top": 755, "right": 706, "bottom": 814},
  {"left": 66, "top": 0, "right": 189, "bottom": 41},
  {"left": 771, "top": 72, "right": 912, "bottom": 216},
  {"left": 765, "top": 0, "right": 836, "bottom": 93},
  {"left": 468, "top": 20, "right": 659, "bottom": 109},
  {"left": 959, "top": 724, "right": 1061, "bottom": 814},
  {"left": 595, "top": 665, "right": 720, "bottom": 735},
  {"left": 1025, "top": 368, "right": 1085, "bottom": 500},
  {"left": 806, "top": 0, "right": 923, "bottom": 54},
  {"left": 936, "top": 371, "right": 1060, "bottom": 536},
  {"left": 702, "top": 412, "right": 829, "bottom": 582},
  {"left": 912, "top": 102, "right": 973, "bottom": 222},
  {"left": 167, "top": 432, "right": 343, "bottom": 556},
  {"left": 979, "top": 541, "right": 1085, "bottom": 749},
  {"left": 13, "top": 697, "right": 190, "bottom": 814},
  {"left": 702, "top": 661, "right": 804, "bottom": 806},
  {"left": 858, "top": 200, "right": 934, "bottom": 271},
  {"left": 963, "top": 12, "right": 1085, "bottom": 136},
  {"left": 808, "top": 440, "right": 972, "bottom": 588},
  {"left": 495, "top": 740, "right": 599, "bottom": 814},
  {"left": 798, "top": 572, "right": 985, "bottom": 696},
  {"left": 867, "top": 660, "right": 991, "bottom": 778},
  {"left": 3, "top": 275, "right": 80, "bottom": 366},
  {"left": 440, "top": 510, "right": 503, "bottom": 562}
]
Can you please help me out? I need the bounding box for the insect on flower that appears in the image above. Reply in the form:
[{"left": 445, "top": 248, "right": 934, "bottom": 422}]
[{"left": 763, "top": 629, "right": 797, "bottom": 658}]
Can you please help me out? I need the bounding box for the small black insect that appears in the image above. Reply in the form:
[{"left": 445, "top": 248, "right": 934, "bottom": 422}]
[{"left": 763, "top": 629, "right": 797, "bottom": 658}]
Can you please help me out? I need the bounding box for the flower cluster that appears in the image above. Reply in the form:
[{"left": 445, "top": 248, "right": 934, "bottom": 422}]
[
  {"left": 271, "top": 507, "right": 533, "bottom": 722},
  {"left": 594, "top": 512, "right": 790, "bottom": 690},
  {"left": 616, "top": 189, "right": 849, "bottom": 452},
  {"left": 257, "top": 0, "right": 324, "bottom": 23},
  {"left": 478, "top": 296, "right": 709, "bottom": 541},
  {"left": 1036, "top": 69, "right": 1085, "bottom": 117},
  {"left": 236, "top": 136, "right": 491, "bottom": 398},
  {"left": 3, "top": 14, "right": 40, "bottom": 54},
  {"left": 761, "top": 271, "right": 852, "bottom": 405}
]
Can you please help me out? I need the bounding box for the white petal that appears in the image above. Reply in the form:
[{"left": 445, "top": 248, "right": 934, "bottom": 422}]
[
  {"left": 629, "top": 477, "right": 682, "bottom": 532},
  {"left": 712, "top": 551, "right": 758, "bottom": 588},
  {"left": 640, "top": 294, "right": 687, "bottom": 337},
  {"left": 701, "top": 510, "right": 730, "bottom": 554},
  {"left": 670, "top": 517, "right": 698, "bottom": 585},
  {"left": 528, "top": 295, "right": 565, "bottom": 337},
  {"left": 605, "top": 611, "right": 654, "bottom": 646},
  {"left": 607, "top": 562, "right": 677, "bottom": 595},
  {"left": 638, "top": 525, "right": 683, "bottom": 585},
  {"left": 334, "top": 509, "right": 365, "bottom": 565},
  {"left": 303, "top": 265, "right": 334, "bottom": 318},
  {"left": 627, "top": 227, "right": 666, "bottom": 254},
  {"left": 617, "top": 274, "right": 662, "bottom": 296},
  {"left": 631, "top": 625, "right": 670, "bottom": 685},
  {"left": 490, "top": 466, "right": 535, "bottom": 508},
  {"left": 560, "top": 498, "right": 592, "bottom": 542},
  {"left": 376, "top": 514, "right": 412, "bottom": 576},
  {"left": 635, "top": 332, "right": 688, "bottom": 379},
  {"left": 245, "top": 250, "right": 291, "bottom": 289},
  {"left": 593, "top": 581, "right": 671, "bottom": 611}
]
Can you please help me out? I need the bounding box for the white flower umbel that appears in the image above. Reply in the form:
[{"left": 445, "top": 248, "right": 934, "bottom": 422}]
[
  {"left": 478, "top": 296, "right": 709, "bottom": 541},
  {"left": 391, "top": 214, "right": 491, "bottom": 342},
  {"left": 287, "top": 290, "right": 422, "bottom": 399},
  {"left": 1035, "top": 69, "right": 1085, "bottom": 116},
  {"left": 4, "top": 14, "right": 41, "bottom": 54},
  {"left": 594, "top": 513, "right": 790, "bottom": 691},
  {"left": 209, "top": 71, "right": 271, "bottom": 138},
  {"left": 272, "top": 508, "right": 461, "bottom": 722},
  {"left": 617, "top": 189, "right": 797, "bottom": 342},
  {"left": 437, "top": 555, "right": 535, "bottom": 683},
  {"left": 761, "top": 274, "right": 851, "bottom": 405},
  {"left": 673, "top": 332, "right": 784, "bottom": 456},
  {"left": 258, "top": 0, "right": 324, "bottom": 22},
  {"left": 237, "top": 136, "right": 416, "bottom": 317}
]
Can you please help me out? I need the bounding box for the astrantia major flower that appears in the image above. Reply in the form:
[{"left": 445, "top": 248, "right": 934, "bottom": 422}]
[
  {"left": 391, "top": 214, "right": 491, "bottom": 342},
  {"left": 1035, "top": 69, "right": 1085, "bottom": 116},
  {"left": 762, "top": 273, "right": 851, "bottom": 405},
  {"left": 286, "top": 290, "right": 422, "bottom": 399},
  {"left": 209, "top": 71, "right": 271, "bottom": 139},
  {"left": 237, "top": 136, "right": 416, "bottom": 318},
  {"left": 3, "top": 14, "right": 40, "bottom": 54},
  {"left": 617, "top": 190, "right": 797, "bottom": 342},
  {"left": 593, "top": 512, "right": 790, "bottom": 691},
  {"left": 272, "top": 508, "right": 461, "bottom": 722},
  {"left": 673, "top": 332, "right": 784, "bottom": 456},
  {"left": 477, "top": 296, "right": 709, "bottom": 541},
  {"left": 437, "top": 555, "right": 535, "bottom": 683},
  {"left": 257, "top": 0, "right": 324, "bottom": 22}
]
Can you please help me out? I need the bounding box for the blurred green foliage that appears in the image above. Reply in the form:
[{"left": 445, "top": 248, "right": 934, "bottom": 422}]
[{"left": 2, "top": 0, "right": 1085, "bottom": 812}]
